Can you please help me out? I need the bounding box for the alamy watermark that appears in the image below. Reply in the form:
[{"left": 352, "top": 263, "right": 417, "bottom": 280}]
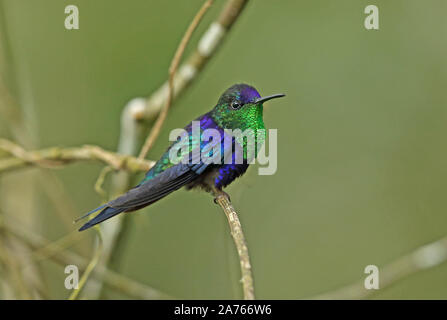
[
  {"left": 167, "top": 122, "right": 278, "bottom": 175},
  {"left": 65, "top": 5, "right": 79, "bottom": 30},
  {"left": 64, "top": 264, "right": 79, "bottom": 290},
  {"left": 364, "top": 264, "right": 379, "bottom": 290},
  {"left": 364, "top": 5, "right": 379, "bottom": 30}
]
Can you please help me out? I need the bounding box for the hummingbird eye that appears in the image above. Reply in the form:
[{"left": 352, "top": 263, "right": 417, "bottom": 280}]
[{"left": 230, "top": 101, "right": 242, "bottom": 110}]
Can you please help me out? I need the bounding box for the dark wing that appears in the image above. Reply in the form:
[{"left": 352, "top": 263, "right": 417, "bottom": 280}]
[
  {"left": 108, "top": 163, "right": 197, "bottom": 210},
  {"left": 109, "top": 122, "right": 230, "bottom": 209},
  {"left": 79, "top": 114, "right": 228, "bottom": 231}
]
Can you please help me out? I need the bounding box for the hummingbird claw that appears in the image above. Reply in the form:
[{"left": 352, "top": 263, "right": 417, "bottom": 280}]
[{"left": 213, "top": 190, "right": 231, "bottom": 204}]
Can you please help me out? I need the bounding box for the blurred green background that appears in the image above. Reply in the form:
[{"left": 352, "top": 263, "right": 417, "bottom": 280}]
[{"left": 1, "top": 0, "right": 447, "bottom": 299}]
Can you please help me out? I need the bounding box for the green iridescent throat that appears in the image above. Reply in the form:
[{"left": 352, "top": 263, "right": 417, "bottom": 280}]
[
  {"left": 211, "top": 102, "right": 266, "bottom": 159},
  {"left": 211, "top": 102, "right": 265, "bottom": 132}
]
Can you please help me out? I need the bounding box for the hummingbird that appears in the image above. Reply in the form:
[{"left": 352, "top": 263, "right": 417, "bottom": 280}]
[{"left": 78, "top": 84, "right": 285, "bottom": 231}]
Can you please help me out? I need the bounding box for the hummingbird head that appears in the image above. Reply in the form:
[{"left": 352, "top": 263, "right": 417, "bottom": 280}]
[{"left": 210, "top": 83, "right": 285, "bottom": 130}]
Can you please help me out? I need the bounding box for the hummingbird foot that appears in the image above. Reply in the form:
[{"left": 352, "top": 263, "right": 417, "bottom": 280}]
[{"left": 212, "top": 188, "right": 231, "bottom": 204}]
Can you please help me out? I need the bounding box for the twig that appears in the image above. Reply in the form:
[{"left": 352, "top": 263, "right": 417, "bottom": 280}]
[
  {"left": 312, "top": 236, "right": 447, "bottom": 299},
  {"left": 134, "top": 0, "right": 249, "bottom": 123},
  {"left": 94, "top": 166, "right": 113, "bottom": 200},
  {"left": 68, "top": 226, "right": 103, "bottom": 300},
  {"left": 0, "top": 232, "right": 33, "bottom": 299},
  {"left": 214, "top": 191, "right": 255, "bottom": 300},
  {"left": 0, "top": 139, "right": 154, "bottom": 174},
  {"left": 0, "top": 216, "right": 170, "bottom": 299},
  {"left": 32, "top": 230, "right": 84, "bottom": 263},
  {"left": 138, "top": 0, "right": 213, "bottom": 160},
  {"left": 0, "top": 71, "right": 46, "bottom": 298},
  {"left": 1, "top": 78, "right": 93, "bottom": 235}
]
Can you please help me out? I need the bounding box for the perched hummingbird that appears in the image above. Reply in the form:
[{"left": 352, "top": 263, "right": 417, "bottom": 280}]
[{"left": 78, "top": 84, "right": 284, "bottom": 231}]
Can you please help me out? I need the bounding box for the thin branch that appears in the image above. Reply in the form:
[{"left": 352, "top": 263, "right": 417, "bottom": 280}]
[
  {"left": 0, "top": 232, "right": 33, "bottom": 299},
  {"left": 0, "top": 79, "right": 93, "bottom": 236},
  {"left": 0, "top": 216, "right": 170, "bottom": 299},
  {"left": 68, "top": 227, "right": 103, "bottom": 300},
  {"left": 0, "top": 80, "right": 47, "bottom": 299},
  {"left": 214, "top": 191, "right": 255, "bottom": 300},
  {"left": 0, "top": 74, "right": 87, "bottom": 296},
  {"left": 312, "top": 236, "right": 447, "bottom": 299},
  {"left": 138, "top": 0, "right": 214, "bottom": 160},
  {"left": 94, "top": 166, "right": 113, "bottom": 201},
  {"left": 134, "top": 0, "right": 249, "bottom": 123},
  {"left": 0, "top": 139, "right": 154, "bottom": 174}
]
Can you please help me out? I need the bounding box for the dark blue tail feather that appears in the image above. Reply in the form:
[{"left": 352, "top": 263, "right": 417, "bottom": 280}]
[
  {"left": 79, "top": 206, "right": 125, "bottom": 231},
  {"left": 74, "top": 204, "right": 106, "bottom": 223}
]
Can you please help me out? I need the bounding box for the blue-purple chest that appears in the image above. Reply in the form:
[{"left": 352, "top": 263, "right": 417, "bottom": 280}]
[
  {"left": 198, "top": 115, "right": 250, "bottom": 188},
  {"left": 213, "top": 163, "right": 249, "bottom": 189}
]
